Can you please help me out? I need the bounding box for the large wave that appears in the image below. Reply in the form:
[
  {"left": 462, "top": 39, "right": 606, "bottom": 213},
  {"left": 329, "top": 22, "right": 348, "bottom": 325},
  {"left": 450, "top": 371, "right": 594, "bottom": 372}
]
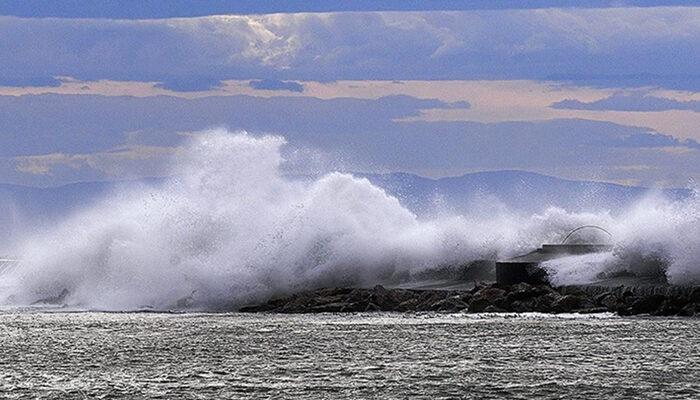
[{"left": 1, "top": 130, "right": 698, "bottom": 310}]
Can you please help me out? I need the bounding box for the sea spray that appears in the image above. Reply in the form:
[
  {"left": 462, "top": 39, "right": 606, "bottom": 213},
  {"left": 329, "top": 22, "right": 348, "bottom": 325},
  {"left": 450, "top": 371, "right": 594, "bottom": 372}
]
[
  {"left": 1, "top": 130, "right": 697, "bottom": 310},
  {"left": 543, "top": 190, "right": 700, "bottom": 286}
]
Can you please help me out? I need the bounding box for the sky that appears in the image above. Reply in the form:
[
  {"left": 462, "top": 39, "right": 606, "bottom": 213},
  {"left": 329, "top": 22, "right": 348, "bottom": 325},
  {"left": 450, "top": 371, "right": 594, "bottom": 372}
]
[{"left": 1, "top": 1, "right": 699, "bottom": 187}]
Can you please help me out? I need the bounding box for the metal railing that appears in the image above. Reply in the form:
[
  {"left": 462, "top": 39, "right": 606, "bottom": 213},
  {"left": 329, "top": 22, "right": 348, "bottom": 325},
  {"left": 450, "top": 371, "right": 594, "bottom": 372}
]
[{"left": 561, "top": 225, "right": 612, "bottom": 245}]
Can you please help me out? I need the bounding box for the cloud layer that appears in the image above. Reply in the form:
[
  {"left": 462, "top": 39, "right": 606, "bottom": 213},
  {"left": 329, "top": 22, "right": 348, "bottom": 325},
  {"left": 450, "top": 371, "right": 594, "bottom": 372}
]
[
  {"left": 1, "top": 93, "right": 698, "bottom": 187},
  {"left": 553, "top": 92, "right": 700, "bottom": 112},
  {"left": 1, "top": 7, "right": 699, "bottom": 188},
  {"left": 1, "top": 8, "right": 700, "bottom": 89}
]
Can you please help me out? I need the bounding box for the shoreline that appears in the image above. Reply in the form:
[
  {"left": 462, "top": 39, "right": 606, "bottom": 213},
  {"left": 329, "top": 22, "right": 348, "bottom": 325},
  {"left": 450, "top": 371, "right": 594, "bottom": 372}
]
[{"left": 239, "top": 282, "right": 699, "bottom": 317}]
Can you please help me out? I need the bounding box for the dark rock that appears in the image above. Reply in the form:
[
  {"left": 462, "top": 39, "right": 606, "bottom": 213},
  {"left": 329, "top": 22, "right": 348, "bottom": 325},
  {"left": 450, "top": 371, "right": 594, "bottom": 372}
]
[
  {"left": 577, "top": 307, "right": 610, "bottom": 314},
  {"left": 532, "top": 292, "right": 561, "bottom": 313},
  {"left": 474, "top": 287, "right": 506, "bottom": 302},
  {"left": 459, "top": 293, "right": 473, "bottom": 303},
  {"left": 32, "top": 288, "right": 70, "bottom": 305},
  {"left": 418, "top": 291, "right": 447, "bottom": 310},
  {"left": 238, "top": 304, "right": 266, "bottom": 313},
  {"left": 239, "top": 296, "right": 286, "bottom": 312},
  {"left": 396, "top": 298, "right": 420, "bottom": 312},
  {"left": 552, "top": 294, "right": 593, "bottom": 313},
  {"left": 629, "top": 294, "right": 667, "bottom": 315},
  {"left": 236, "top": 283, "right": 699, "bottom": 317},
  {"left": 326, "top": 287, "right": 355, "bottom": 296},
  {"left": 467, "top": 297, "right": 491, "bottom": 313},
  {"left": 594, "top": 291, "right": 611, "bottom": 303},
  {"left": 651, "top": 301, "right": 680, "bottom": 316},
  {"left": 430, "top": 296, "right": 468, "bottom": 312},
  {"left": 505, "top": 283, "right": 540, "bottom": 302},
  {"left": 341, "top": 302, "right": 368, "bottom": 312},
  {"left": 311, "top": 302, "right": 349, "bottom": 313},
  {"left": 346, "top": 288, "right": 367, "bottom": 303},
  {"left": 690, "top": 288, "right": 700, "bottom": 304},
  {"left": 369, "top": 285, "right": 408, "bottom": 310},
  {"left": 537, "top": 284, "right": 559, "bottom": 295},
  {"left": 501, "top": 286, "right": 548, "bottom": 311},
  {"left": 469, "top": 282, "right": 488, "bottom": 295},
  {"left": 597, "top": 293, "right": 620, "bottom": 310},
  {"left": 509, "top": 300, "right": 534, "bottom": 313},
  {"left": 617, "top": 306, "right": 634, "bottom": 316},
  {"left": 311, "top": 294, "right": 346, "bottom": 306},
  {"left": 280, "top": 294, "right": 314, "bottom": 313},
  {"left": 678, "top": 303, "right": 695, "bottom": 317},
  {"left": 621, "top": 288, "right": 635, "bottom": 300},
  {"left": 652, "top": 296, "right": 690, "bottom": 316}
]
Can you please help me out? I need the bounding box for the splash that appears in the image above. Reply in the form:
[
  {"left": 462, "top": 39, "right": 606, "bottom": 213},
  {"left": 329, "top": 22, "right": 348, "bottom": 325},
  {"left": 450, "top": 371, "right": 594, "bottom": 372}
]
[
  {"left": 1, "top": 130, "right": 698, "bottom": 310},
  {"left": 544, "top": 192, "right": 700, "bottom": 286}
]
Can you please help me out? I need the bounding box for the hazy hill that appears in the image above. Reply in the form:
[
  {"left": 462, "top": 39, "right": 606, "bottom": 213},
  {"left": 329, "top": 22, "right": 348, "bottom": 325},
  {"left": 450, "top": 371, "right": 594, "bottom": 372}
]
[
  {"left": 0, "top": 171, "right": 690, "bottom": 232},
  {"left": 359, "top": 170, "right": 690, "bottom": 215}
]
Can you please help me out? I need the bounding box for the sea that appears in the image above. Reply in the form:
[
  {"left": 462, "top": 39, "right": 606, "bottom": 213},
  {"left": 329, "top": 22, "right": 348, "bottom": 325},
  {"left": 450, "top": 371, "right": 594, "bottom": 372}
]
[{"left": 0, "top": 312, "right": 697, "bottom": 399}]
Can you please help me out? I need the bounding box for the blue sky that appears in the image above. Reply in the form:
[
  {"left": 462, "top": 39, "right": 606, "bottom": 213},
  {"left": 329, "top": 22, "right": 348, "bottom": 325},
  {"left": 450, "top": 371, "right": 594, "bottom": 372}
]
[
  {"left": 0, "top": 2, "right": 699, "bottom": 187},
  {"left": 3, "top": 1, "right": 698, "bottom": 18}
]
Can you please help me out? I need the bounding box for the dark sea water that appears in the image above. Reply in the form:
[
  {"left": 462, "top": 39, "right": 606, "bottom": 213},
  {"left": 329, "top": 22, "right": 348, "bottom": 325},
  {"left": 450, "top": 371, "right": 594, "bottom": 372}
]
[{"left": 0, "top": 312, "right": 698, "bottom": 399}]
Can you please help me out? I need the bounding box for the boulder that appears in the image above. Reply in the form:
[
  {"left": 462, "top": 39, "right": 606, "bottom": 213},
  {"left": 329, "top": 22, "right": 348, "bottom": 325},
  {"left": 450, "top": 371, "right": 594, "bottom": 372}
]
[
  {"left": 239, "top": 296, "right": 286, "bottom": 312},
  {"left": 509, "top": 300, "right": 535, "bottom": 313},
  {"left": 475, "top": 287, "right": 507, "bottom": 302},
  {"left": 236, "top": 283, "right": 699, "bottom": 317},
  {"left": 429, "top": 296, "right": 468, "bottom": 312},
  {"left": 577, "top": 307, "right": 610, "bottom": 314},
  {"left": 691, "top": 287, "right": 700, "bottom": 304},
  {"left": 469, "top": 282, "right": 488, "bottom": 294},
  {"left": 238, "top": 304, "right": 266, "bottom": 313},
  {"left": 396, "top": 298, "right": 421, "bottom": 312},
  {"left": 469, "top": 286, "right": 507, "bottom": 311},
  {"left": 316, "top": 287, "right": 352, "bottom": 297},
  {"left": 652, "top": 296, "right": 690, "bottom": 316},
  {"left": 311, "top": 302, "right": 349, "bottom": 313},
  {"left": 369, "top": 285, "right": 411, "bottom": 310},
  {"left": 278, "top": 293, "right": 315, "bottom": 313},
  {"left": 310, "top": 294, "right": 346, "bottom": 307},
  {"left": 505, "top": 283, "right": 540, "bottom": 302},
  {"left": 418, "top": 291, "right": 448, "bottom": 310},
  {"left": 459, "top": 293, "right": 473, "bottom": 304},
  {"left": 596, "top": 293, "right": 621, "bottom": 310},
  {"left": 552, "top": 294, "right": 594, "bottom": 313},
  {"left": 32, "top": 288, "right": 70, "bottom": 306},
  {"left": 341, "top": 302, "right": 369, "bottom": 312},
  {"left": 532, "top": 292, "right": 561, "bottom": 313},
  {"left": 628, "top": 294, "right": 667, "bottom": 315},
  {"left": 678, "top": 303, "right": 696, "bottom": 317},
  {"left": 467, "top": 297, "right": 491, "bottom": 313},
  {"left": 346, "top": 288, "right": 368, "bottom": 303}
]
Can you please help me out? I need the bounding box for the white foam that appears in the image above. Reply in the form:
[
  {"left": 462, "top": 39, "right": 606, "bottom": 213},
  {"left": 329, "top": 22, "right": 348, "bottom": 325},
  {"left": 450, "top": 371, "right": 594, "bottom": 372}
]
[{"left": 2, "top": 130, "right": 697, "bottom": 310}]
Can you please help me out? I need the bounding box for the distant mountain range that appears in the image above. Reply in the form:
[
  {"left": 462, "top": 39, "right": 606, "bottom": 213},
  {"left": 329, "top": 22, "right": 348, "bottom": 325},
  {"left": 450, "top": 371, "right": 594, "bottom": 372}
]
[
  {"left": 359, "top": 170, "right": 691, "bottom": 216},
  {"left": 0, "top": 171, "right": 691, "bottom": 233}
]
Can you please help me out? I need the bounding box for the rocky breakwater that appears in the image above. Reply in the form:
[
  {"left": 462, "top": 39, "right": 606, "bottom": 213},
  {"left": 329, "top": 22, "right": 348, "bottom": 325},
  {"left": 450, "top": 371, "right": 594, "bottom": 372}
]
[{"left": 239, "top": 283, "right": 699, "bottom": 316}]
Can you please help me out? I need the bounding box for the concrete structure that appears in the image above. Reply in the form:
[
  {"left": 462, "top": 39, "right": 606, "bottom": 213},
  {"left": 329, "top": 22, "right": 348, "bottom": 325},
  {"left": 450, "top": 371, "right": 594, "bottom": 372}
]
[{"left": 496, "top": 226, "right": 613, "bottom": 285}]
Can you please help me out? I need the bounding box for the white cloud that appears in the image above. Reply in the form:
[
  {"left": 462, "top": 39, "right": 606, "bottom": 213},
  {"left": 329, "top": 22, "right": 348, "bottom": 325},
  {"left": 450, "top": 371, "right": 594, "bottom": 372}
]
[{"left": 14, "top": 146, "right": 176, "bottom": 176}]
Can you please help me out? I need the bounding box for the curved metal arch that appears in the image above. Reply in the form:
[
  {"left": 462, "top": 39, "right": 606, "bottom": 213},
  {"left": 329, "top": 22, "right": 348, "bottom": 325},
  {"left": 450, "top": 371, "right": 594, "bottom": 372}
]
[{"left": 561, "top": 225, "right": 612, "bottom": 244}]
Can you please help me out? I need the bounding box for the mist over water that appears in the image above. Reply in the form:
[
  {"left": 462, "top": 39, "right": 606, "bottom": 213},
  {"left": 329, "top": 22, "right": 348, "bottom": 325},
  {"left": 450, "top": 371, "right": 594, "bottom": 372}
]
[{"left": 2, "top": 130, "right": 699, "bottom": 310}]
